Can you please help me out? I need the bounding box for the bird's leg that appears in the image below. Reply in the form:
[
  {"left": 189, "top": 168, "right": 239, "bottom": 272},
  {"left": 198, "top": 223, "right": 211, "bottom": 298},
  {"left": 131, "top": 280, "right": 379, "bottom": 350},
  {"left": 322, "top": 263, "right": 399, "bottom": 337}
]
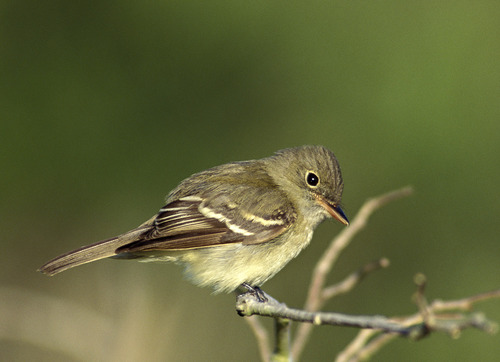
[{"left": 240, "top": 282, "right": 268, "bottom": 302}]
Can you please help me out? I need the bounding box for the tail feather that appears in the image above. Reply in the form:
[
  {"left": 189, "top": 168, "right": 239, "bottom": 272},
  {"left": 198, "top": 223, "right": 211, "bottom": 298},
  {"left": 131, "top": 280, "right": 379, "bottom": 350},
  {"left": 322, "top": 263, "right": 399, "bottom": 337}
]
[{"left": 38, "top": 226, "right": 150, "bottom": 276}]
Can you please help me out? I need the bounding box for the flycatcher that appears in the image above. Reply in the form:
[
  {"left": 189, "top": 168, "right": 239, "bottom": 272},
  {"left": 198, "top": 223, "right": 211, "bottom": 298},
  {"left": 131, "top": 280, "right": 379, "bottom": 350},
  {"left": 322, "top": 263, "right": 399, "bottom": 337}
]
[{"left": 39, "top": 145, "right": 349, "bottom": 294}]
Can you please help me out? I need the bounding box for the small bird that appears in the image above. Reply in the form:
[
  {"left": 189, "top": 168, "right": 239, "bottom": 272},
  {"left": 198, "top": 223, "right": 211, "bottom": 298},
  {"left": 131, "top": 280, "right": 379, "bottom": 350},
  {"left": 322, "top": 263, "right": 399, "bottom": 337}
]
[{"left": 39, "top": 145, "right": 348, "bottom": 294}]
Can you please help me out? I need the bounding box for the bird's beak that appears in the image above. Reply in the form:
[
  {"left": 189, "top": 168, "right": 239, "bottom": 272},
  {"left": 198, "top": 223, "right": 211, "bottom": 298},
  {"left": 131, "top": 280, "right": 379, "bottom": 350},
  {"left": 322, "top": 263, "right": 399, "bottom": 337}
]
[{"left": 315, "top": 195, "right": 349, "bottom": 226}]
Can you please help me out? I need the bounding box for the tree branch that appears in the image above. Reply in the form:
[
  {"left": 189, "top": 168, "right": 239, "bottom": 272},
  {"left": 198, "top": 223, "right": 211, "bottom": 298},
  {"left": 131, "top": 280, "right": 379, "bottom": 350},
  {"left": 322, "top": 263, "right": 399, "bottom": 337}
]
[
  {"left": 322, "top": 258, "right": 390, "bottom": 301},
  {"left": 237, "top": 284, "right": 499, "bottom": 362},
  {"left": 272, "top": 318, "right": 291, "bottom": 362},
  {"left": 293, "top": 186, "right": 414, "bottom": 359},
  {"left": 338, "top": 287, "right": 500, "bottom": 362},
  {"left": 238, "top": 186, "right": 499, "bottom": 361},
  {"left": 304, "top": 186, "right": 414, "bottom": 312},
  {"left": 242, "top": 316, "right": 270, "bottom": 362},
  {"left": 236, "top": 291, "right": 410, "bottom": 334}
]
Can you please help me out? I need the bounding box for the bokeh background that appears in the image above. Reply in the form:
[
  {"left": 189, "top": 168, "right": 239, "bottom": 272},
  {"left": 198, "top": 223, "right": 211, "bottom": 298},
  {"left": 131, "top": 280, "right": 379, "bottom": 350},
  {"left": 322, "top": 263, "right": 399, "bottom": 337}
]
[{"left": 2, "top": 1, "right": 499, "bottom": 361}]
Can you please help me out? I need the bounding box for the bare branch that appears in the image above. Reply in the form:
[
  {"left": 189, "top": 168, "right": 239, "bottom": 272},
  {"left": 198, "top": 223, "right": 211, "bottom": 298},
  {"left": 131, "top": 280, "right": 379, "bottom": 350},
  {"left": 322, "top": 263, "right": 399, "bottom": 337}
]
[
  {"left": 305, "top": 186, "right": 414, "bottom": 312},
  {"left": 431, "top": 289, "right": 500, "bottom": 312},
  {"left": 243, "top": 316, "right": 270, "bottom": 362},
  {"left": 293, "top": 186, "right": 414, "bottom": 359},
  {"left": 237, "top": 292, "right": 409, "bottom": 334},
  {"left": 237, "top": 282, "right": 499, "bottom": 361},
  {"left": 338, "top": 333, "right": 395, "bottom": 362},
  {"left": 239, "top": 186, "right": 499, "bottom": 361},
  {"left": 272, "top": 318, "right": 291, "bottom": 362},
  {"left": 336, "top": 286, "right": 500, "bottom": 361},
  {"left": 322, "top": 258, "right": 390, "bottom": 301},
  {"left": 336, "top": 329, "right": 376, "bottom": 362}
]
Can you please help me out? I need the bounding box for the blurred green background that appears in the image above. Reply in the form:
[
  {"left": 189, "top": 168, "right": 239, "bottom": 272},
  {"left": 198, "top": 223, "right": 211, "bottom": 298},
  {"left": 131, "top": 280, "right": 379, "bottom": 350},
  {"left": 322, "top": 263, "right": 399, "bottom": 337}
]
[{"left": 1, "top": 1, "right": 499, "bottom": 361}]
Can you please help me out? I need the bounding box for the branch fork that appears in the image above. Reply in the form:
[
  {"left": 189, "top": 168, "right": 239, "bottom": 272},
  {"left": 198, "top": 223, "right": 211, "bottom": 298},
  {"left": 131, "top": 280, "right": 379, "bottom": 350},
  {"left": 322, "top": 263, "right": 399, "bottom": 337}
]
[{"left": 236, "top": 186, "right": 500, "bottom": 361}]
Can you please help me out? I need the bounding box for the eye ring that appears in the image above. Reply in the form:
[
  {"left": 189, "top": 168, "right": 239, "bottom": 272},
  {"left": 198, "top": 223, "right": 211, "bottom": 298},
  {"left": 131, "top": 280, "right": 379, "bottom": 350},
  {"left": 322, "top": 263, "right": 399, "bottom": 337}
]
[{"left": 305, "top": 171, "right": 320, "bottom": 188}]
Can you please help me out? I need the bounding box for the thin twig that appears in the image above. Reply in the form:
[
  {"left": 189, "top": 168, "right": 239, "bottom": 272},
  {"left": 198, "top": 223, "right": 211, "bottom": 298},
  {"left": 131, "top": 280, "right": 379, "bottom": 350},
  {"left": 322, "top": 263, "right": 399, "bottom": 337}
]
[
  {"left": 322, "top": 258, "right": 390, "bottom": 301},
  {"left": 238, "top": 286, "right": 499, "bottom": 361},
  {"left": 272, "top": 318, "right": 291, "bottom": 362},
  {"left": 336, "top": 287, "right": 500, "bottom": 361},
  {"left": 412, "top": 273, "right": 433, "bottom": 326},
  {"left": 342, "top": 333, "right": 395, "bottom": 362},
  {"left": 305, "top": 186, "right": 414, "bottom": 311},
  {"left": 293, "top": 186, "right": 414, "bottom": 359},
  {"left": 243, "top": 316, "right": 271, "bottom": 362},
  {"left": 238, "top": 185, "right": 499, "bottom": 361},
  {"left": 431, "top": 289, "right": 500, "bottom": 312},
  {"left": 336, "top": 329, "right": 375, "bottom": 362}
]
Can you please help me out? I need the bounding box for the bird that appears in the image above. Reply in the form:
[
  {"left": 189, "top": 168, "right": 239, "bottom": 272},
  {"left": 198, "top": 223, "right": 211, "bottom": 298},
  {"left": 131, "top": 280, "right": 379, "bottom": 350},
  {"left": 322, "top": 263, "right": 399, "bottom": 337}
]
[{"left": 39, "top": 145, "right": 348, "bottom": 295}]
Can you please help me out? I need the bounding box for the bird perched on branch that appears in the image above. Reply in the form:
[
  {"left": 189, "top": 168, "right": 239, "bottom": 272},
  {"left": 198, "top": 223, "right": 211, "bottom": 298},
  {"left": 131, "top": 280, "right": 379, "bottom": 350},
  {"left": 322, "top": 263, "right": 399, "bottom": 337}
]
[{"left": 39, "top": 145, "right": 348, "bottom": 295}]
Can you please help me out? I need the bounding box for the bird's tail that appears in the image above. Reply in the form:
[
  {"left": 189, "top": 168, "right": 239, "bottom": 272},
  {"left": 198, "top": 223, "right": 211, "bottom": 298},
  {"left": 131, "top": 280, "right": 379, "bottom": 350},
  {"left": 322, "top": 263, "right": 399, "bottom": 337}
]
[{"left": 38, "top": 224, "right": 152, "bottom": 276}]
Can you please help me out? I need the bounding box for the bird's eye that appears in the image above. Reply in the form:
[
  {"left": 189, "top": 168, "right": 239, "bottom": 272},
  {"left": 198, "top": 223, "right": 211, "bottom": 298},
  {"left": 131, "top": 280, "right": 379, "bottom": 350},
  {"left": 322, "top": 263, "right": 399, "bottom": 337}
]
[{"left": 306, "top": 171, "right": 320, "bottom": 187}]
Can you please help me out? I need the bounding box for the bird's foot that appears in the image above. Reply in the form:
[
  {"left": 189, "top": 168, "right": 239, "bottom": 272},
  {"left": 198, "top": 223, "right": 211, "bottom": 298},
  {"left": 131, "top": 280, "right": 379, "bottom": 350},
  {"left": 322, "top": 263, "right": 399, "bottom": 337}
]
[{"left": 240, "top": 282, "right": 268, "bottom": 303}]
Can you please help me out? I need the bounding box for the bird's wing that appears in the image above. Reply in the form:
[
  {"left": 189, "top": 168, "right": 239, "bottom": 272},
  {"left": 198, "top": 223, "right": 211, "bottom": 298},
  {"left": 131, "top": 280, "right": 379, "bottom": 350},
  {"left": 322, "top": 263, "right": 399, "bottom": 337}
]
[{"left": 117, "top": 190, "right": 296, "bottom": 254}]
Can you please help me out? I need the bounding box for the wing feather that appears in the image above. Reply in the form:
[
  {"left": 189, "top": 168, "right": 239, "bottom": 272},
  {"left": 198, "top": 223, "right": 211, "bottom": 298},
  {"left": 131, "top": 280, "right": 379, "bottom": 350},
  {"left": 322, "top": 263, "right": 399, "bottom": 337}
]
[{"left": 117, "top": 193, "right": 296, "bottom": 254}]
